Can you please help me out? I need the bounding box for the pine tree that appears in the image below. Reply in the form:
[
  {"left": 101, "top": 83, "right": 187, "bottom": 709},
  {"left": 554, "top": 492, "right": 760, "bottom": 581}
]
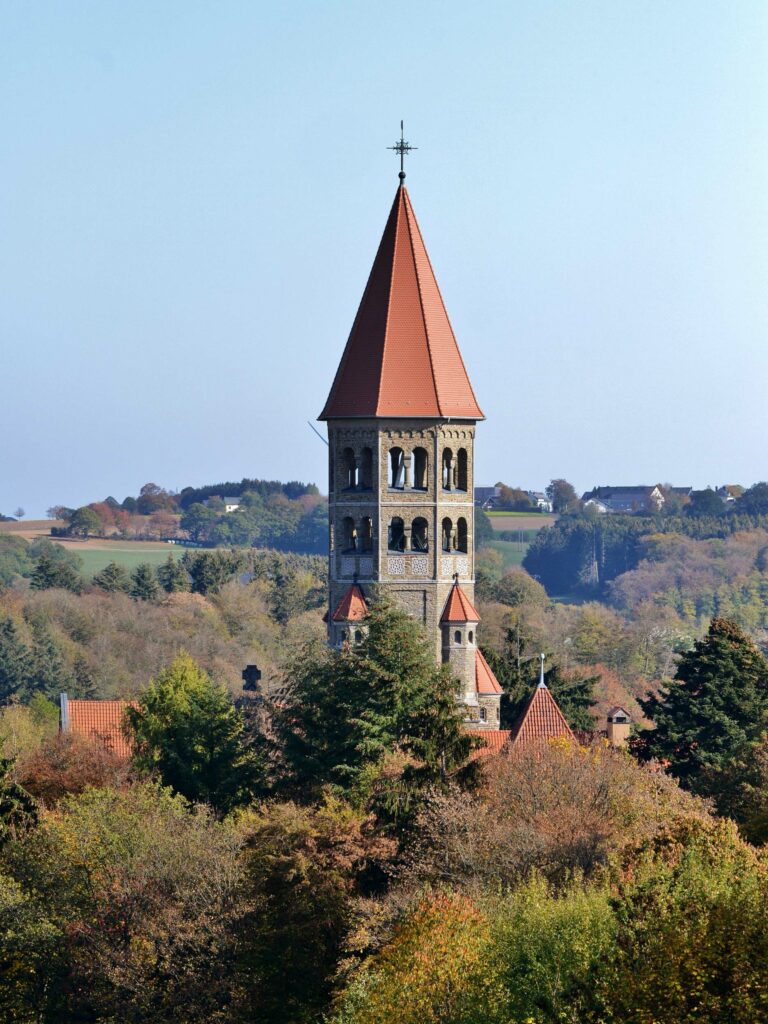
[
  {"left": 0, "top": 616, "right": 32, "bottom": 702},
  {"left": 126, "top": 652, "right": 261, "bottom": 814},
  {"left": 28, "top": 618, "right": 73, "bottom": 700},
  {"left": 156, "top": 554, "right": 190, "bottom": 593},
  {"left": 638, "top": 618, "right": 768, "bottom": 794},
  {"left": 92, "top": 561, "right": 131, "bottom": 592},
  {"left": 0, "top": 757, "right": 37, "bottom": 845},
  {"left": 30, "top": 553, "right": 83, "bottom": 593},
  {"left": 273, "top": 601, "right": 477, "bottom": 819},
  {"left": 483, "top": 631, "right": 598, "bottom": 731},
  {"left": 130, "top": 563, "right": 159, "bottom": 600}
]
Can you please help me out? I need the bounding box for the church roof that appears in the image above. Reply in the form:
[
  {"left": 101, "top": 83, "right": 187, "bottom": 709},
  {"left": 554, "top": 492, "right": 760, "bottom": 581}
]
[
  {"left": 331, "top": 584, "right": 369, "bottom": 622},
  {"left": 441, "top": 582, "right": 481, "bottom": 623},
  {"left": 469, "top": 728, "right": 512, "bottom": 760},
  {"left": 475, "top": 649, "right": 503, "bottom": 694},
  {"left": 319, "top": 184, "right": 484, "bottom": 421},
  {"left": 509, "top": 683, "right": 574, "bottom": 747}
]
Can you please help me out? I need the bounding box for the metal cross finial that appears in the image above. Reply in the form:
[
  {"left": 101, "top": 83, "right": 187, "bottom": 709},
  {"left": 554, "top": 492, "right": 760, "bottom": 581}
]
[{"left": 388, "top": 120, "right": 417, "bottom": 182}]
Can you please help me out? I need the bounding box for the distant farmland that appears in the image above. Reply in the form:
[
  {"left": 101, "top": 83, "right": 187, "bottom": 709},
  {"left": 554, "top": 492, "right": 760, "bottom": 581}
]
[{"left": 483, "top": 512, "right": 556, "bottom": 570}]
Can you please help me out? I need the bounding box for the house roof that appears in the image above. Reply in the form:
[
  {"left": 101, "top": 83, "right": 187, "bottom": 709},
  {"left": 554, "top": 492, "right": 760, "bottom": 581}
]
[
  {"left": 469, "top": 729, "right": 512, "bottom": 760},
  {"left": 509, "top": 683, "right": 574, "bottom": 747},
  {"left": 475, "top": 649, "right": 503, "bottom": 694},
  {"left": 441, "top": 582, "right": 480, "bottom": 623},
  {"left": 319, "top": 184, "right": 484, "bottom": 421},
  {"left": 607, "top": 705, "right": 631, "bottom": 720},
  {"left": 331, "top": 584, "right": 369, "bottom": 622},
  {"left": 65, "top": 699, "right": 135, "bottom": 758}
]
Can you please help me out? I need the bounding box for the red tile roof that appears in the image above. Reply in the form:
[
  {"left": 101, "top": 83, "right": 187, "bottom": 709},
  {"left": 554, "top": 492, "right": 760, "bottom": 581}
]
[
  {"left": 475, "top": 649, "right": 503, "bottom": 694},
  {"left": 319, "top": 185, "right": 484, "bottom": 420},
  {"left": 331, "top": 584, "right": 369, "bottom": 622},
  {"left": 441, "top": 582, "right": 480, "bottom": 623},
  {"left": 470, "top": 729, "right": 512, "bottom": 759},
  {"left": 66, "top": 699, "right": 135, "bottom": 759},
  {"left": 509, "top": 685, "right": 574, "bottom": 747}
]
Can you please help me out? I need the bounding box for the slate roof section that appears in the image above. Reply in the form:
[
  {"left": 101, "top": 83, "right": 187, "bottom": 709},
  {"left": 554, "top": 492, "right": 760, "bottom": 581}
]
[
  {"left": 331, "top": 584, "right": 369, "bottom": 622},
  {"left": 441, "top": 582, "right": 481, "bottom": 623},
  {"left": 475, "top": 649, "right": 503, "bottom": 694},
  {"left": 509, "top": 684, "right": 574, "bottom": 747},
  {"left": 65, "top": 699, "right": 135, "bottom": 758},
  {"left": 319, "top": 185, "right": 484, "bottom": 420}
]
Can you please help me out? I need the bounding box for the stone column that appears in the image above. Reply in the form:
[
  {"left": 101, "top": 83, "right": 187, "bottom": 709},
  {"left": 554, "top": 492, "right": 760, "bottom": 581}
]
[
  {"left": 403, "top": 452, "right": 412, "bottom": 489},
  {"left": 403, "top": 525, "right": 412, "bottom": 551},
  {"left": 444, "top": 456, "right": 453, "bottom": 490}
]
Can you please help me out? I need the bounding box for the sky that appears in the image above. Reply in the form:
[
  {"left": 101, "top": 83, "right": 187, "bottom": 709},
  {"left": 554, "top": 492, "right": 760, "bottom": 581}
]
[{"left": 1, "top": 1, "right": 767, "bottom": 518}]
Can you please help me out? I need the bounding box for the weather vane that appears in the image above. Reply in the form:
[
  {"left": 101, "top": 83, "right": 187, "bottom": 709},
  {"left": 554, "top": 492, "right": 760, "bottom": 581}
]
[{"left": 388, "top": 120, "right": 417, "bottom": 181}]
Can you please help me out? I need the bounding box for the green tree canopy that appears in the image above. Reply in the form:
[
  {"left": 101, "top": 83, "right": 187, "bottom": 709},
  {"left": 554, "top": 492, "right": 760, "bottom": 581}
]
[
  {"left": 92, "top": 560, "right": 131, "bottom": 593},
  {"left": 156, "top": 553, "right": 190, "bottom": 593},
  {"left": 129, "top": 562, "right": 159, "bottom": 600},
  {"left": 637, "top": 618, "right": 768, "bottom": 796},
  {"left": 126, "top": 653, "right": 261, "bottom": 814},
  {"left": 273, "top": 600, "right": 477, "bottom": 824}
]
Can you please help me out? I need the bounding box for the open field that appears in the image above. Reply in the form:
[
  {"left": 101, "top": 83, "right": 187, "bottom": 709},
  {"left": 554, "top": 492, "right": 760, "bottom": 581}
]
[
  {"left": 485, "top": 538, "right": 529, "bottom": 571},
  {"left": 485, "top": 512, "right": 557, "bottom": 532},
  {"left": 0, "top": 519, "right": 62, "bottom": 538},
  {"left": 66, "top": 544, "right": 190, "bottom": 578}
]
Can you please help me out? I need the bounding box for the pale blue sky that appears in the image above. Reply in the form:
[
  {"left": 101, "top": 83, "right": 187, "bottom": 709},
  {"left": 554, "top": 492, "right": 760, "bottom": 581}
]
[{"left": 2, "top": 1, "right": 767, "bottom": 517}]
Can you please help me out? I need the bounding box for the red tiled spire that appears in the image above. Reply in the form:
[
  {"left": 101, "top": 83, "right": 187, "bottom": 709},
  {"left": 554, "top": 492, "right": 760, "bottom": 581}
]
[
  {"left": 509, "top": 684, "right": 574, "bottom": 747},
  {"left": 319, "top": 185, "right": 484, "bottom": 420},
  {"left": 441, "top": 581, "right": 480, "bottom": 623},
  {"left": 475, "top": 649, "right": 503, "bottom": 694},
  {"left": 331, "top": 584, "right": 369, "bottom": 622}
]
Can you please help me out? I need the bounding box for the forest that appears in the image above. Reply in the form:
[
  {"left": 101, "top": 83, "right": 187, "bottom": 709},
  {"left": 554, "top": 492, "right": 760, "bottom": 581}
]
[{"left": 1, "top": 521, "right": 768, "bottom": 1022}]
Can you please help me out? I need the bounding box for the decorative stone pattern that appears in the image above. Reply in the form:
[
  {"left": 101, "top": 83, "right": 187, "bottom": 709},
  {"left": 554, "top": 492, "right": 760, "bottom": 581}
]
[{"left": 326, "top": 416, "right": 480, "bottom": 711}]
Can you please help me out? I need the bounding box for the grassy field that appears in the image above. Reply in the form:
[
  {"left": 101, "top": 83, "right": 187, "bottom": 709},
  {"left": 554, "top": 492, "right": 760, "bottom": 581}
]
[
  {"left": 0, "top": 523, "right": 193, "bottom": 578},
  {"left": 485, "top": 538, "right": 529, "bottom": 571},
  {"left": 69, "top": 545, "right": 189, "bottom": 578},
  {"left": 485, "top": 512, "right": 556, "bottom": 532}
]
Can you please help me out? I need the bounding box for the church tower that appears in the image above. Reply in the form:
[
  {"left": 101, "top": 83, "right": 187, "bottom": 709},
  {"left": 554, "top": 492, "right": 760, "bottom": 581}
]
[{"left": 319, "top": 165, "right": 501, "bottom": 729}]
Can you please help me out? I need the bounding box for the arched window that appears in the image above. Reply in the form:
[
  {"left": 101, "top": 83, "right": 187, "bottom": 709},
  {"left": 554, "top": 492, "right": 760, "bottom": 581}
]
[
  {"left": 413, "top": 447, "right": 428, "bottom": 489},
  {"left": 342, "top": 448, "right": 356, "bottom": 490},
  {"left": 342, "top": 516, "right": 356, "bottom": 552},
  {"left": 456, "top": 449, "right": 468, "bottom": 491},
  {"left": 354, "top": 629, "right": 363, "bottom": 643},
  {"left": 390, "top": 447, "right": 405, "bottom": 489},
  {"left": 360, "top": 516, "right": 373, "bottom": 551},
  {"left": 468, "top": 630, "right": 474, "bottom": 644},
  {"left": 442, "top": 448, "right": 453, "bottom": 489},
  {"left": 412, "top": 516, "right": 428, "bottom": 552},
  {"left": 480, "top": 707, "right": 487, "bottom": 722},
  {"left": 388, "top": 516, "right": 405, "bottom": 552},
  {"left": 442, "top": 517, "right": 453, "bottom": 552},
  {"left": 360, "top": 447, "right": 373, "bottom": 489},
  {"left": 454, "top": 629, "right": 462, "bottom": 644},
  {"left": 457, "top": 517, "right": 468, "bottom": 553}
]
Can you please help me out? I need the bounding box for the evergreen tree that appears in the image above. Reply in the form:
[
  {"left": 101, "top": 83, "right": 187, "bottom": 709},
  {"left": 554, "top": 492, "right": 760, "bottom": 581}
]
[
  {"left": 71, "top": 653, "right": 98, "bottom": 699},
  {"left": 0, "top": 616, "right": 32, "bottom": 702},
  {"left": 637, "top": 618, "right": 768, "bottom": 795},
  {"left": 156, "top": 553, "right": 190, "bottom": 593},
  {"left": 92, "top": 560, "right": 131, "bottom": 592},
  {"left": 273, "top": 601, "right": 477, "bottom": 821},
  {"left": 483, "top": 630, "right": 598, "bottom": 731},
  {"left": 126, "top": 652, "right": 261, "bottom": 814},
  {"left": 30, "top": 553, "right": 83, "bottom": 593},
  {"left": 182, "top": 549, "right": 244, "bottom": 596},
  {"left": 130, "top": 562, "right": 159, "bottom": 600},
  {"left": 0, "top": 757, "right": 37, "bottom": 845},
  {"left": 28, "top": 618, "right": 73, "bottom": 700}
]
